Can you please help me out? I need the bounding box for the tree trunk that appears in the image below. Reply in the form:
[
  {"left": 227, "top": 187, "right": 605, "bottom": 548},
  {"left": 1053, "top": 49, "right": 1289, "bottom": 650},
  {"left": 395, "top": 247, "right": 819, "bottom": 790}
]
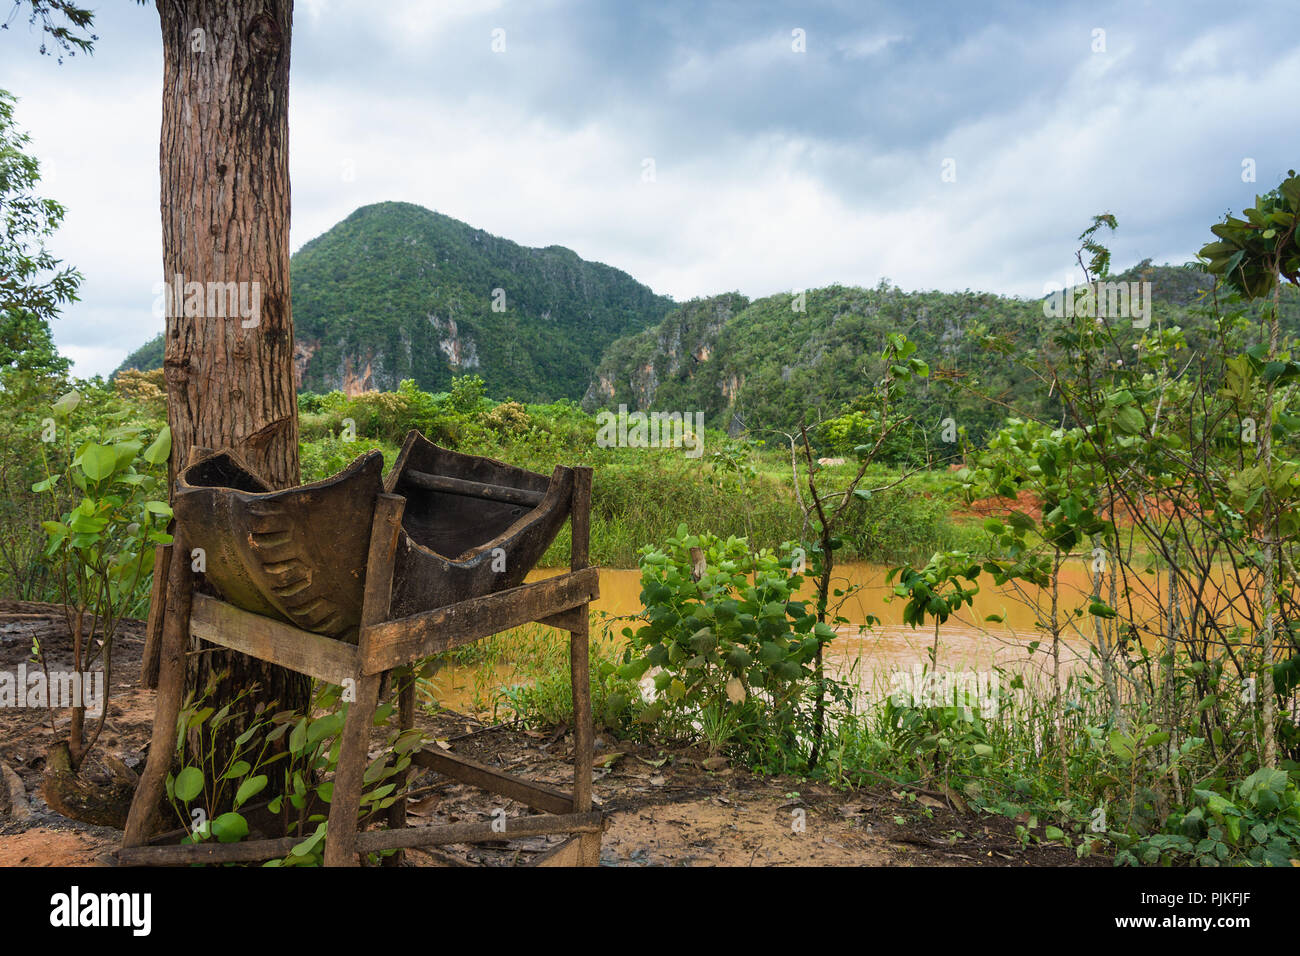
[{"left": 154, "top": 0, "right": 308, "bottom": 805}]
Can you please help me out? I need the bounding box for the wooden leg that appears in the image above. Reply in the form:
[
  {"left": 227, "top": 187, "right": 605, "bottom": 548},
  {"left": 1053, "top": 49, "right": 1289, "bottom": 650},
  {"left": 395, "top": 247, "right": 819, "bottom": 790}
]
[
  {"left": 328, "top": 493, "right": 404, "bottom": 867},
  {"left": 382, "top": 666, "right": 415, "bottom": 867},
  {"left": 569, "top": 607, "right": 599, "bottom": 866},
  {"left": 323, "top": 671, "right": 382, "bottom": 867},
  {"left": 141, "top": 542, "right": 172, "bottom": 690},
  {"left": 122, "top": 533, "right": 192, "bottom": 847}
]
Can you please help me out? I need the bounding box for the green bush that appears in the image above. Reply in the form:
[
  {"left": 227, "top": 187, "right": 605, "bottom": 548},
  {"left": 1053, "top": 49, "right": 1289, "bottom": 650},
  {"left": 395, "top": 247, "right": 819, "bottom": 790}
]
[{"left": 617, "top": 527, "right": 836, "bottom": 765}]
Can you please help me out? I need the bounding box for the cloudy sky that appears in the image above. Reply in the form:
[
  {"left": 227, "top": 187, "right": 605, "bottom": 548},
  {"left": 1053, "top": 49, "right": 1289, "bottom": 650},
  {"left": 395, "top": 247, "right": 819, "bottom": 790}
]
[{"left": 4, "top": 0, "right": 1299, "bottom": 377}]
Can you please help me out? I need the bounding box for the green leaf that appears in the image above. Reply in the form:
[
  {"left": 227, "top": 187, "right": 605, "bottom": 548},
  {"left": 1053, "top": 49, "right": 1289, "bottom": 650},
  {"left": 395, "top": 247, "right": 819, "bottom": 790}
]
[
  {"left": 79, "top": 443, "right": 118, "bottom": 482},
  {"left": 234, "top": 775, "right": 268, "bottom": 809},
  {"left": 1107, "top": 731, "right": 1135, "bottom": 762},
  {"left": 306, "top": 711, "right": 345, "bottom": 746},
  {"left": 210, "top": 811, "right": 249, "bottom": 844},
  {"left": 1115, "top": 405, "right": 1145, "bottom": 435},
  {"left": 290, "top": 822, "right": 327, "bottom": 858},
  {"left": 143, "top": 426, "right": 172, "bottom": 465},
  {"left": 288, "top": 718, "right": 309, "bottom": 754},
  {"left": 174, "top": 766, "right": 204, "bottom": 802},
  {"left": 52, "top": 390, "right": 81, "bottom": 417}
]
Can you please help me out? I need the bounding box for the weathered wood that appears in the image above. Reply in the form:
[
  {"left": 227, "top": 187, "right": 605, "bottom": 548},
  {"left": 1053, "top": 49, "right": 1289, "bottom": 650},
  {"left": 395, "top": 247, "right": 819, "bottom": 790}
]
[
  {"left": 576, "top": 832, "right": 602, "bottom": 866},
  {"left": 358, "top": 495, "right": 405, "bottom": 633},
  {"left": 571, "top": 467, "right": 592, "bottom": 570},
  {"left": 141, "top": 543, "right": 171, "bottom": 689},
  {"left": 116, "top": 813, "right": 602, "bottom": 865},
  {"left": 355, "top": 812, "right": 603, "bottom": 852},
  {"left": 122, "top": 529, "right": 193, "bottom": 847},
  {"left": 530, "top": 835, "right": 584, "bottom": 867},
  {"left": 402, "top": 469, "right": 545, "bottom": 507},
  {"left": 385, "top": 434, "right": 574, "bottom": 620},
  {"left": 323, "top": 494, "right": 404, "bottom": 867},
  {"left": 411, "top": 747, "right": 575, "bottom": 815},
  {"left": 570, "top": 614, "right": 594, "bottom": 815},
  {"left": 141, "top": 445, "right": 209, "bottom": 689},
  {"left": 383, "top": 666, "right": 416, "bottom": 866},
  {"left": 536, "top": 606, "right": 588, "bottom": 632},
  {"left": 174, "top": 447, "right": 384, "bottom": 638},
  {"left": 567, "top": 468, "right": 599, "bottom": 866},
  {"left": 360, "top": 567, "right": 600, "bottom": 674},
  {"left": 188, "top": 593, "right": 360, "bottom": 685},
  {"left": 117, "top": 835, "right": 300, "bottom": 866},
  {"left": 1, "top": 760, "right": 29, "bottom": 820}
]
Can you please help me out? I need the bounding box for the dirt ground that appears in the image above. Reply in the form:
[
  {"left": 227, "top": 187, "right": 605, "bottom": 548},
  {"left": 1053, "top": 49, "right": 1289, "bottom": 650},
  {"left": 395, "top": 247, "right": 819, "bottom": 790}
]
[{"left": 0, "top": 604, "right": 1105, "bottom": 867}]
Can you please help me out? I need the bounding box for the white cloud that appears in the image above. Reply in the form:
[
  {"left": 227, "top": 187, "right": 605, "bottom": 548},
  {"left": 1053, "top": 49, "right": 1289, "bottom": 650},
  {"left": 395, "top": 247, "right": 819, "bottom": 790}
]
[
  {"left": 5, "top": 2, "right": 1300, "bottom": 380},
  {"left": 836, "top": 33, "right": 903, "bottom": 59}
]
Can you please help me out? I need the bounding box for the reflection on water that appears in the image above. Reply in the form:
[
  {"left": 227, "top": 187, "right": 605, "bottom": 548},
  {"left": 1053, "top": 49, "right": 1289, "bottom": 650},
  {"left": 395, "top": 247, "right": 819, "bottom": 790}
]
[
  {"left": 429, "top": 561, "right": 1151, "bottom": 713},
  {"left": 576, "top": 563, "right": 1101, "bottom": 673}
]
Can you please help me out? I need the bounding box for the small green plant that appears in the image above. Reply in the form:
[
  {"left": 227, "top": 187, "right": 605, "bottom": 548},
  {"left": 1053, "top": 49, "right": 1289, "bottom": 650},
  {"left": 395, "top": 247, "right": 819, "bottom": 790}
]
[
  {"left": 1118, "top": 768, "right": 1300, "bottom": 867},
  {"left": 167, "top": 676, "right": 425, "bottom": 866},
  {"left": 30, "top": 390, "right": 171, "bottom": 771},
  {"left": 619, "top": 527, "right": 837, "bottom": 766}
]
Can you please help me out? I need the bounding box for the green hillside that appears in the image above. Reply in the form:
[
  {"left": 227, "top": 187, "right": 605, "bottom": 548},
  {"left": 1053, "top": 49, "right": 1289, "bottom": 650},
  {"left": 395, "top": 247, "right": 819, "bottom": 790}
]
[
  {"left": 116, "top": 201, "right": 675, "bottom": 402},
  {"left": 584, "top": 261, "right": 1300, "bottom": 453}
]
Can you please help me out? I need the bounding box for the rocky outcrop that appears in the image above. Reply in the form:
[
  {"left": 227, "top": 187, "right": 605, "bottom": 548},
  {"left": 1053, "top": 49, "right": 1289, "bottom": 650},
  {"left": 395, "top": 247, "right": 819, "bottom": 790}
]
[
  {"left": 430, "top": 315, "right": 481, "bottom": 370},
  {"left": 584, "top": 292, "right": 749, "bottom": 412}
]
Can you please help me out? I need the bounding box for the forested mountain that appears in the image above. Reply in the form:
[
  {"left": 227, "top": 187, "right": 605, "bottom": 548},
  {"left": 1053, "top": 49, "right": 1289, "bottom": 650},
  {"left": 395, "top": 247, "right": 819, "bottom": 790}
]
[
  {"left": 115, "top": 201, "right": 675, "bottom": 401},
  {"left": 583, "top": 262, "right": 1300, "bottom": 449},
  {"left": 116, "top": 206, "right": 1300, "bottom": 453}
]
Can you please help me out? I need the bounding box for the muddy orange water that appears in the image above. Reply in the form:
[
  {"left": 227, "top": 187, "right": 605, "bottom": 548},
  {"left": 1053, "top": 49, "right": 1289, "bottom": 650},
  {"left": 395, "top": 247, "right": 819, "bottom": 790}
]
[{"left": 428, "top": 561, "right": 1245, "bottom": 712}]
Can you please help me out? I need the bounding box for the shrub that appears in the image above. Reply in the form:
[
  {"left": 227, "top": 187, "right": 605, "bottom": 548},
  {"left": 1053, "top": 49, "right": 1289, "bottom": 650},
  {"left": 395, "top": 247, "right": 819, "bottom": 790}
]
[{"left": 617, "top": 527, "right": 836, "bottom": 765}]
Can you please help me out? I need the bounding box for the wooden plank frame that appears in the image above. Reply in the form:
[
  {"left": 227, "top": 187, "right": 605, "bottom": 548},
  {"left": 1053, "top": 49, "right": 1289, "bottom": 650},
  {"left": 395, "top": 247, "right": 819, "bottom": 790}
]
[
  {"left": 189, "top": 593, "right": 361, "bottom": 685},
  {"left": 120, "top": 463, "right": 602, "bottom": 868}
]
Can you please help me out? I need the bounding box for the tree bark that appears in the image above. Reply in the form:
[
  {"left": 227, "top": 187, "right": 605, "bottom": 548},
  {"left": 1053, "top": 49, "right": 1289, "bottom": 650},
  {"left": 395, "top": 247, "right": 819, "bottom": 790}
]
[{"left": 153, "top": 0, "right": 308, "bottom": 805}]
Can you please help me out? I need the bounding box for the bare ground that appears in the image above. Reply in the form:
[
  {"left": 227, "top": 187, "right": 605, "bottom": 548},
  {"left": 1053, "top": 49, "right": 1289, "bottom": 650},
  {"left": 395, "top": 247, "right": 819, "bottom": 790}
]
[{"left": 0, "top": 604, "right": 1106, "bottom": 867}]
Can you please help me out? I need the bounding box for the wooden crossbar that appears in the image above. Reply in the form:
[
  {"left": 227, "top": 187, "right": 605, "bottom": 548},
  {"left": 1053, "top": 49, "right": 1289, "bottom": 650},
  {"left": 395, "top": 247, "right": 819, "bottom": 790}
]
[
  {"left": 186, "top": 571, "right": 600, "bottom": 688},
  {"left": 401, "top": 469, "right": 546, "bottom": 507},
  {"left": 189, "top": 593, "right": 360, "bottom": 685},
  {"left": 411, "top": 747, "right": 575, "bottom": 815},
  {"left": 359, "top": 567, "right": 600, "bottom": 674},
  {"left": 116, "top": 812, "right": 602, "bottom": 866},
  {"left": 357, "top": 812, "right": 603, "bottom": 852}
]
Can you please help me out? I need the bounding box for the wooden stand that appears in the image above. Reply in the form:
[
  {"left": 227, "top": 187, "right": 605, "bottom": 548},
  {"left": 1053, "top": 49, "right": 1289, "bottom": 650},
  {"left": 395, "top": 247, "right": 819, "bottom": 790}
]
[{"left": 120, "top": 467, "right": 602, "bottom": 867}]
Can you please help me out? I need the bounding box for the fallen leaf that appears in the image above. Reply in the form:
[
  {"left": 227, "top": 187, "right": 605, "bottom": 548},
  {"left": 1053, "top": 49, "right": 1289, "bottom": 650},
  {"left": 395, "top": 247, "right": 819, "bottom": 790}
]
[
  {"left": 725, "top": 676, "right": 745, "bottom": 704},
  {"left": 593, "top": 751, "right": 624, "bottom": 769},
  {"left": 407, "top": 794, "right": 441, "bottom": 818},
  {"left": 702, "top": 756, "right": 729, "bottom": 772}
]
